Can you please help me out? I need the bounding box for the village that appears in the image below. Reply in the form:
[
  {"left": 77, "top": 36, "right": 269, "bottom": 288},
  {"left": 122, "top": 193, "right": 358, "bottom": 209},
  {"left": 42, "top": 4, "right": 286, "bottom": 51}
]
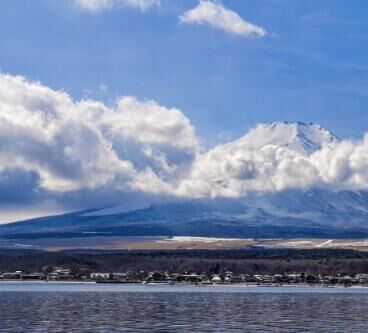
[{"left": 1, "top": 267, "right": 368, "bottom": 287}]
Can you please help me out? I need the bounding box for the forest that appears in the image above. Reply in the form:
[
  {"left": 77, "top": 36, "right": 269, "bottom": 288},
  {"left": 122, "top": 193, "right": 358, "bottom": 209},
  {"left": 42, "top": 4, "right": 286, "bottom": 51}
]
[{"left": 1, "top": 248, "right": 368, "bottom": 276}]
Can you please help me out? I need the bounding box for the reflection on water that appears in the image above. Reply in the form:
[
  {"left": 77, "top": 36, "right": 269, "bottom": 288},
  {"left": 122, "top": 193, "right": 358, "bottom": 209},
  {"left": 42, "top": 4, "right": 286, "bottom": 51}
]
[{"left": 0, "top": 286, "right": 367, "bottom": 332}]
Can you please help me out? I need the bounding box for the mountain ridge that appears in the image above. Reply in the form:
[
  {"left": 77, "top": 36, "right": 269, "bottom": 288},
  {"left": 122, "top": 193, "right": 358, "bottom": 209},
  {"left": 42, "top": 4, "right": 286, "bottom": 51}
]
[
  {"left": 1, "top": 189, "right": 368, "bottom": 240},
  {"left": 222, "top": 121, "right": 337, "bottom": 155},
  {"left": 1, "top": 121, "right": 367, "bottom": 243}
]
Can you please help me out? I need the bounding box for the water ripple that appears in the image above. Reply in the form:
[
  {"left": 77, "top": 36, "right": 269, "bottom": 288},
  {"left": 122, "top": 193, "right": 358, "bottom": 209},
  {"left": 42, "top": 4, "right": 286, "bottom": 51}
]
[{"left": 0, "top": 291, "right": 367, "bottom": 332}]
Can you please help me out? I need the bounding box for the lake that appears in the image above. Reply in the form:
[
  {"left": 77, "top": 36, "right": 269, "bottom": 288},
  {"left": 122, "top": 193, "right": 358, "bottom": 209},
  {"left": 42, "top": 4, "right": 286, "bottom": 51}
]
[{"left": 0, "top": 283, "right": 367, "bottom": 332}]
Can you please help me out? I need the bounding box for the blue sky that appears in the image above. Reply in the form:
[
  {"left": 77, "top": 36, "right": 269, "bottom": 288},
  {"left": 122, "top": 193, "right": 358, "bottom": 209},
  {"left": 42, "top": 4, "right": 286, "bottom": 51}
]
[
  {"left": 1, "top": 0, "right": 368, "bottom": 222},
  {"left": 1, "top": 0, "right": 368, "bottom": 143}
]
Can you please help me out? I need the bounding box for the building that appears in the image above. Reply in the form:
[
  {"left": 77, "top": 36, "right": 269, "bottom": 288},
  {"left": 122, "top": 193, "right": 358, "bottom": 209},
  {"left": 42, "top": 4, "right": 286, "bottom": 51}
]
[
  {"left": 21, "top": 273, "right": 44, "bottom": 280},
  {"left": 90, "top": 273, "right": 110, "bottom": 280}
]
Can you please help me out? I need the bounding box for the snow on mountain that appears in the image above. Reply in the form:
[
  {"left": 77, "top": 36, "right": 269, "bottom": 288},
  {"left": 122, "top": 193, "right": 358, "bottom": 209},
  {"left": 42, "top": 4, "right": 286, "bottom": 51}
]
[
  {"left": 176, "top": 121, "right": 368, "bottom": 199},
  {"left": 2, "top": 189, "right": 368, "bottom": 240},
  {"left": 82, "top": 203, "right": 150, "bottom": 217},
  {"left": 221, "top": 121, "right": 337, "bottom": 155},
  {"left": 2, "top": 121, "right": 368, "bottom": 241}
]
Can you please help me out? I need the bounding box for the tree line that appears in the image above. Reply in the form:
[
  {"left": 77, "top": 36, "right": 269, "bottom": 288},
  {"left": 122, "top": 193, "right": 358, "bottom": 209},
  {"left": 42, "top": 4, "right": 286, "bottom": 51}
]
[{"left": 1, "top": 248, "right": 368, "bottom": 275}]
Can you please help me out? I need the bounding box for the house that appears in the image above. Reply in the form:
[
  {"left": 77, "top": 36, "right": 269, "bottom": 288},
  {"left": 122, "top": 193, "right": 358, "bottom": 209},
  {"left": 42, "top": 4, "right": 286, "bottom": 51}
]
[
  {"left": 90, "top": 273, "right": 111, "bottom": 280},
  {"left": 211, "top": 275, "right": 222, "bottom": 283},
  {"left": 1, "top": 271, "right": 22, "bottom": 280},
  {"left": 181, "top": 273, "right": 202, "bottom": 283},
  {"left": 145, "top": 272, "right": 165, "bottom": 282},
  {"left": 111, "top": 273, "right": 128, "bottom": 280},
  {"left": 21, "top": 273, "right": 44, "bottom": 280},
  {"left": 356, "top": 274, "right": 368, "bottom": 283},
  {"left": 229, "top": 275, "right": 244, "bottom": 283}
]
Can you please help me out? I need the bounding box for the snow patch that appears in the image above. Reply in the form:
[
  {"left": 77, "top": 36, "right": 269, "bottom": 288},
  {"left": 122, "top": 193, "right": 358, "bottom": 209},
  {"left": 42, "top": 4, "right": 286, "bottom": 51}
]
[
  {"left": 82, "top": 203, "right": 150, "bottom": 216},
  {"left": 157, "top": 236, "right": 251, "bottom": 243}
]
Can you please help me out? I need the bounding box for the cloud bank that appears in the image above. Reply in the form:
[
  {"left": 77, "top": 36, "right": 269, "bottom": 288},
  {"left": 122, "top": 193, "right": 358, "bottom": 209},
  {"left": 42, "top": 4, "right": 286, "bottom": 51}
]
[
  {"left": 73, "top": 0, "right": 160, "bottom": 11},
  {"left": 180, "top": 124, "right": 368, "bottom": 198},
  {"left": 0, "top": 73, "right": 197, "bottom": 215},
  {"left": 1, "top": 73, "right": 368, "bottom": 219},
  {"left": 180, "top": 1, "right": 267, "bottom": 38}
]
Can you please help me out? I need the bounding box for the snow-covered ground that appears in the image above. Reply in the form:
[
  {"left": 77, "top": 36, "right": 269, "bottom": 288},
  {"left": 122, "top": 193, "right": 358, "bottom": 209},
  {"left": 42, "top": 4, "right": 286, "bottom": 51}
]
[{"left": 157, "top": 236, "right": 251, "bottom": 243}]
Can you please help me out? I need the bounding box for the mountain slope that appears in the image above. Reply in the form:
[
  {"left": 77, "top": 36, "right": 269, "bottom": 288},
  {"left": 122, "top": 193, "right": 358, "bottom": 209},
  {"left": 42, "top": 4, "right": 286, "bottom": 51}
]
[
  {"left": 1, "top": 122, "right": 367, "bottom": 241},
  {"left": 221, "top": 121, "right": 336, "bottom": 155},
  {"left": 1, "top": 190, "right": 368, "bottom": 240}
]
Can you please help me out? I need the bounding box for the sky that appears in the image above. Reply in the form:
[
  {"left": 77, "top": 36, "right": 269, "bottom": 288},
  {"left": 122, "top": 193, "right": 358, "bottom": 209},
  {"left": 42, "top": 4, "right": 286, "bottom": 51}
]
[{"left": 1, "top": 0, "right": 368, "bottom": 222}]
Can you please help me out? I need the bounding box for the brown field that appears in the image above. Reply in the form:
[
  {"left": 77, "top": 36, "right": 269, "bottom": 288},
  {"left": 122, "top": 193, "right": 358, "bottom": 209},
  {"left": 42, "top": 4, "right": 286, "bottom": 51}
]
[{"left": 2, "top": 236, "right": 368, "bottom": 252}]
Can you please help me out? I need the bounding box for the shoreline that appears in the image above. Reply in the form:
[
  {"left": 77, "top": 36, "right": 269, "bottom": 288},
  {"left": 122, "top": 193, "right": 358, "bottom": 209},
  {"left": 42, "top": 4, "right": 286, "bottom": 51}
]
[{"left": 0, "top": 280, "right": 367, "bottom": 289}]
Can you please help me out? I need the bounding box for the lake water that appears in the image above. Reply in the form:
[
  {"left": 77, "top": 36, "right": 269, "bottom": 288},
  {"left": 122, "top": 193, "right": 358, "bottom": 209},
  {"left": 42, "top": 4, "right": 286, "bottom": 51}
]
[{"left": 1, "top": 283, "right": 368, "bottom": 332}]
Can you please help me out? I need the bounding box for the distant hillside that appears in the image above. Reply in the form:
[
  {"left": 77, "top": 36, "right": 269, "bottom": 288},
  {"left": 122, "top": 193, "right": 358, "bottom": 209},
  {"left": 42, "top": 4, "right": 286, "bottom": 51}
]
[{"left": 1, "top": 189, "right": 368, "bottom": 241}]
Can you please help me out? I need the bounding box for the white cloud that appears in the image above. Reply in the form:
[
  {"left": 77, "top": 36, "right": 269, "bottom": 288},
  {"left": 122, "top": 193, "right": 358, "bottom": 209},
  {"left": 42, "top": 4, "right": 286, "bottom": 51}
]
[
  {"left": 102, "top": 96, "right": 198, "bottom": 151},
  {"left": 2, "top": 73, "right": 368, "bottom": 217},
  {"left": 0, "top": 73, "right": 198, "bottom": 199},
  {"left": 73, "top": 0, "right": 160, "bottom": 11},
  {"left": 180, "top": 1, "right": 266, "bottom": 38},
  {"left": 177, "top": 123, "right": 368, "bottom": 198}
]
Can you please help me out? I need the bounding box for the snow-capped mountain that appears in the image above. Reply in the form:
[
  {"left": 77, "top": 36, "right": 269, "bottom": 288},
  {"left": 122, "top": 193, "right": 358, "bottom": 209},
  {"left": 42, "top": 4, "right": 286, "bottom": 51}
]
[
  {"left": 214, "top": 121, "right": 337, "bottom": 156},
  {"left": 182, "top": 121, "right": 343, "bottom": 197},
  {"left": 0, "top": 121, "right": 367, "bottom": 242},
  {"left": 1, "top": 189, "right": 368, "bottom": 240}
]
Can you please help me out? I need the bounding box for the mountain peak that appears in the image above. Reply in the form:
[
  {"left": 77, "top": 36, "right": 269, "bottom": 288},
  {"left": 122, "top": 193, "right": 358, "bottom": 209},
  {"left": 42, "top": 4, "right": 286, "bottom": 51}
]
[{"left": 229, "top": 121, "right": 336, "bottom": 154}]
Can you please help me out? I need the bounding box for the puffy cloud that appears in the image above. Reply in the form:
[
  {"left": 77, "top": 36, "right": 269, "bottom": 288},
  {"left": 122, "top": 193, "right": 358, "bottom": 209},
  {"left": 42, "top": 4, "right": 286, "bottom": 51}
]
[
  {"left": 100, "top": 96, "right": 198, "bottom": 151},
  {"left": 178, "top": 124, "right": 368, "bottom": 198},
  {"left": 179, "top": 1, "right": 267, "bottom": 38},
  {"left": 73, "top": 0, "right": 160, "bottom": 11},
  {"left": 311, "top": 136, "right": 368, "bottom": 190},
  {"left": 0, "top": 74, "right": 135, "bottom": 193},
  {"left": 0, "top": 73, "right": 198, "bottom": 210},
  {"left": 2, "top": 72, "right": 368, "bottom": 220},
  {"left": 80, "top": 96, "right": 199, "bottom": 183}
]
